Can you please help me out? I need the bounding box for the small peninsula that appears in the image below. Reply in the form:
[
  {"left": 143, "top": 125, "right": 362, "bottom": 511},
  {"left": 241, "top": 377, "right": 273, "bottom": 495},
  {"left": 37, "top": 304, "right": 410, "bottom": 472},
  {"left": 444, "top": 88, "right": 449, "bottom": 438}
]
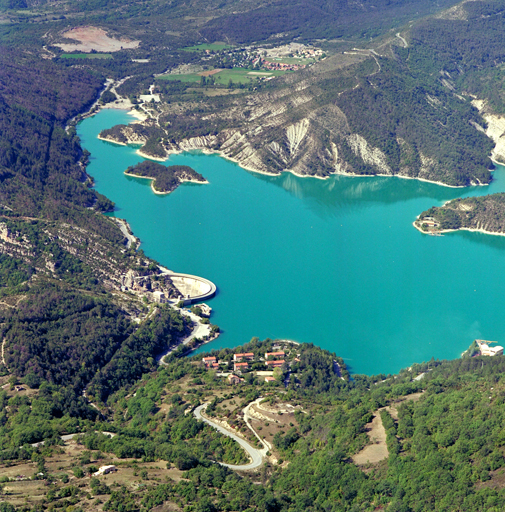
[
  {"left": 125, "top": 161, "right": 207, "bottom": 194},
  {"left": 414, "top": 193, "right": 505, "bottom": 236}
]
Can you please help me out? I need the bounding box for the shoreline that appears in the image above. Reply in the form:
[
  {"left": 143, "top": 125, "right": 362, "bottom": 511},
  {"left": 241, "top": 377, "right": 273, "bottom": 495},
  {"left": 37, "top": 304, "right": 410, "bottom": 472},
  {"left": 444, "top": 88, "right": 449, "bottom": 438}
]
[
  {"left": 97, "top": 134, "right": 128, "bottom": 146},
  {"left": 335, "top": 170, "right": 490, "bottom": 189},
  {"left": 137, "top": 149, "right": 166, "bottom": 161},
  {"left": 412, "top": 221, "right": 505, "bottom": 238},
  {"left": 124, "top": 171, "right": 208, "bottom": 195},
  {"left": 109, "top": 133, "right": 494, "bottom": 188},
  {"left": 95, "top": 107, "right": 501, "bottom": 189}
]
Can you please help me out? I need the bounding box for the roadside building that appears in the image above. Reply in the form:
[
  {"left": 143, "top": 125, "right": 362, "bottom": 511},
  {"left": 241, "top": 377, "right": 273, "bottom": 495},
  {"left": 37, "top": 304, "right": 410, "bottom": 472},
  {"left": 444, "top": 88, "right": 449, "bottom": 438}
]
[
  {"left": 265, "top": 376, "right": 276, "bottom": 383},
  {"left": 152, "top": 290, "right": 166, "bottom": 303},
  {"left": 233, "top": 352, "right": 254, "bottom": 362}
]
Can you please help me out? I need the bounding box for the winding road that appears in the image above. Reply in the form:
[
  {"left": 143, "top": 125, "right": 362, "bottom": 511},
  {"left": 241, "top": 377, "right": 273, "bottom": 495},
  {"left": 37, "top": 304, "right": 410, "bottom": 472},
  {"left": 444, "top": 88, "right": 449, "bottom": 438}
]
[
  {"left": 157, "top": 308, "right": 212, "bottom": 365},
  {"left": 194, "top": 402, "right": 268, "bottom": 471}
]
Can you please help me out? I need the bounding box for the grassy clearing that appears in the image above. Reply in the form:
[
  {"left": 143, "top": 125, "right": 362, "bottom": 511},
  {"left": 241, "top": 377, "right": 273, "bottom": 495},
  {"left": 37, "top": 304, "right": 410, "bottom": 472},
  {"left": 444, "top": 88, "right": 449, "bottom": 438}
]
[
  {"left": 213, "top": 68, "right": 260, "bottom": 84},
  {"left": 181, "top": 42, "right": 232, "bottom": 52},
  {"left": 158, "top": 73, "right": 201, "bottom": 83},
  {"left": 61, "top": 53, "right": 113, "bottom": 59},
  {"left": 217, "top": 68, "right": 289, "bottom": 83}
]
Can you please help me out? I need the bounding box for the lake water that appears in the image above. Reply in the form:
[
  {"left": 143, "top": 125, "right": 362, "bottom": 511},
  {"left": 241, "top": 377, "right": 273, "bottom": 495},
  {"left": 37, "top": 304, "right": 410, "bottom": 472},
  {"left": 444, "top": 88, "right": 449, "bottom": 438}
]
[{"left": 79, "top": 108, "right": 505, "bottom": 375}]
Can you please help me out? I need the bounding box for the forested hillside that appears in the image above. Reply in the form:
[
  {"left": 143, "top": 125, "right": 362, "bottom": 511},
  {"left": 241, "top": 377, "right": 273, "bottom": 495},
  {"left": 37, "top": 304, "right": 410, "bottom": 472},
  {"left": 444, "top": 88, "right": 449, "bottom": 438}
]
[
  {"left": 0, "top": 49, "right": 191, "bottom": 414},
  {"left": 415, "top": 193, "right": 505, "bottom": 234},
  {"left": 124, "top": 162, "right": 206, "bottom": 194},
  {"left": 2, "top": 339, "right": 505, "bottom": 511}
]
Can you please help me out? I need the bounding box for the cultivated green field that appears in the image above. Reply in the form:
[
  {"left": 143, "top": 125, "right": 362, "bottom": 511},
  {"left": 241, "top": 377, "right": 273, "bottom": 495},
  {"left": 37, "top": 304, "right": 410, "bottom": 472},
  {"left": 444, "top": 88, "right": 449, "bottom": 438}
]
[
  {"left": 158, "top": 73, "right": 202, "bottom": 83},
  {"left": 158, "top": 67, "right": 290, "bottom": 85},
  {"left": 181, "top": 42, "right": 232, "bottom": 52},
  {"left": 61, "top": 53, "right": 112, "bottom": 59}
]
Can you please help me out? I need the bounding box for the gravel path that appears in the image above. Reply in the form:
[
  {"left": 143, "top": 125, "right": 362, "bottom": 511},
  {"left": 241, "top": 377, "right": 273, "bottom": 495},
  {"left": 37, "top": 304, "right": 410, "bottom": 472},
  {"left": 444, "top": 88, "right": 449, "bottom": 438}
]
[{"left": 194, "top": 403, "right": 266, "bottom": 471}]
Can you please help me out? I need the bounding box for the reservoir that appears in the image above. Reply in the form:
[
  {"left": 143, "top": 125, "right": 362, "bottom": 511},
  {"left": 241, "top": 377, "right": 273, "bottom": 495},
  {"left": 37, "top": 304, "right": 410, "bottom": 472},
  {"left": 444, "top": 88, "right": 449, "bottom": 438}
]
[{"left": 79, "top": 108, "right": 505, "bottom": 375}]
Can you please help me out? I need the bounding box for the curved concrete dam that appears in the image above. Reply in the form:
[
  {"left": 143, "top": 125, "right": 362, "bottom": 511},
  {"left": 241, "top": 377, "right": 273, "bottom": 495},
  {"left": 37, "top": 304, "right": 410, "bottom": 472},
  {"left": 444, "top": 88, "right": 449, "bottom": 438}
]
[{"left": 164, "top": 271, "right": 217, "bottom": 304}]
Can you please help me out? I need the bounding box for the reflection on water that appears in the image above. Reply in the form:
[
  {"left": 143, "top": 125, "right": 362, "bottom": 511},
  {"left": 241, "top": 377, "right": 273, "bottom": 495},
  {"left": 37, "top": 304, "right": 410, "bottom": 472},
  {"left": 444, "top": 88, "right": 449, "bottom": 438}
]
[
  {"left": 253, "top": 168, "right": 501, "bottom": 212},
  {"left": 447, "top": 229, "right": 505, "bottom": 252}
]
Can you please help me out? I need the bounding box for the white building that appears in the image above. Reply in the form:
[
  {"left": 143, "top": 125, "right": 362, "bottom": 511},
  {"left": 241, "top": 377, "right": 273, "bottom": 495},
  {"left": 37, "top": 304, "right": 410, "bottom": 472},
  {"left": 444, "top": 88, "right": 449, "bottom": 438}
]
[
  {"left": 152, "top": 291, "right": 166, "bottom": 303},
  {"left": 93, "top": 465, "right": 117, "bottom": 477},
  {"left": 476, "top": 340, "right": 504, "bottom": 356}
]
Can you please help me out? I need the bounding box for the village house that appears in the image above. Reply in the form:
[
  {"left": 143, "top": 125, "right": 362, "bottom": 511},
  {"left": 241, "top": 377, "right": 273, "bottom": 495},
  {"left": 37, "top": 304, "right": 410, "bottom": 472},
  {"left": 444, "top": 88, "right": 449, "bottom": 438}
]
[
  {"left": 266, "top": 360, "right": 285, "bottom": 368},
  {"left": 264, "top": 376, "right": 276, "bottom": 383},
  {"left": 234, "top": 361, "right": 249, "bottom": 372},
  {"left": 233, "top": 352, "right": 254, "bottom": 362},
  {"left": 265, "top": 351, "right": 285, "bottom": 360},
  {"left": 202, "top": 356, "right": 219, "bottom": 369},
  {"left": 421, "top": 217, "right": 440, "bottom": 227},
  {"left": 227, "top": 374, "right": 244, "bottom": 385},
  {"left": 93, "top": 465, "right": 117, "bottom": 477}
]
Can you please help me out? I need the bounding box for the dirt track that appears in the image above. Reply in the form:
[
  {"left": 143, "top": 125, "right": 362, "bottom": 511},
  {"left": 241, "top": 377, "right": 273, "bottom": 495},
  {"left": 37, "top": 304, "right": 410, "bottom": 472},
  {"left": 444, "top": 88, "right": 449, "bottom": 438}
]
[
  {"left": 352, "top": 392, "right": 424, "bottom": 465},
  {"left": 352, "top": 412, "right": 388, "bottom": 465}
]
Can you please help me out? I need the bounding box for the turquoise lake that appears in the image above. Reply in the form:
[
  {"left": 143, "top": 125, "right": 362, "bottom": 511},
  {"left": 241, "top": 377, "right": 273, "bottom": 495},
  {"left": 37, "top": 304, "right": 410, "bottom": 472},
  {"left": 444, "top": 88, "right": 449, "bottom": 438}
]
[{"left": 79, "top": 108, "right": 505, "bottom": 376}]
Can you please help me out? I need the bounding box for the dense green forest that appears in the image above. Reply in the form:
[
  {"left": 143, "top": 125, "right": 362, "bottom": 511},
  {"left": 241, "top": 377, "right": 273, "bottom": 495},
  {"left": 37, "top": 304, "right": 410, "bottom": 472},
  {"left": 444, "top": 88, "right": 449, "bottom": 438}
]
[
  {"left": 124, "top": 162, "right": 205, "bottom": 193},
  {"left": 0, "top": 50, "right": 115, "bottom": 220},
  {"left": 0, "top": 49, "right": 193, "bottom": 419}
]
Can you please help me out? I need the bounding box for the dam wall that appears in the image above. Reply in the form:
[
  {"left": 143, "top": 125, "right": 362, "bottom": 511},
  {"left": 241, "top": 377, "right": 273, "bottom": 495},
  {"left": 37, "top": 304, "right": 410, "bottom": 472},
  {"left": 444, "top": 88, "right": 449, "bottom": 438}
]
[{"left": 163, "top": 271, "right": 217, "bottom": 304}]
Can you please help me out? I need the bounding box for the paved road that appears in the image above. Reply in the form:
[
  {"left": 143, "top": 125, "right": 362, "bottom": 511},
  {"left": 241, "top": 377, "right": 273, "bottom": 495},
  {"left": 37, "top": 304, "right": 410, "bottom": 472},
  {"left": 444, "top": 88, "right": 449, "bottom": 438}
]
[
  {"left": 113, "top": 218, "right": 137, "bottom": 249},
  {"left": 194, "top": 404, "right": 266, "bottom": 471},
  {"left": 157, "top": 309, "right": 211, "bottom": 365}
]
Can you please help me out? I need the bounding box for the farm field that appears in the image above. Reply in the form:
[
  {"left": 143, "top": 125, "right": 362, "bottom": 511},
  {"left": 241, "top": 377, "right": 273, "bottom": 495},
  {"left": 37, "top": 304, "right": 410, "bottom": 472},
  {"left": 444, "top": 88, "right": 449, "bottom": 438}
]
[
  {"left": 60, "top": 53, "right": 112, "bottom": 59},
  {"left": 181, "top": 42, "right": 233, "bottom": 52},
  {"left": 158, "top": 67, "right": 290, "bottom": 84}
]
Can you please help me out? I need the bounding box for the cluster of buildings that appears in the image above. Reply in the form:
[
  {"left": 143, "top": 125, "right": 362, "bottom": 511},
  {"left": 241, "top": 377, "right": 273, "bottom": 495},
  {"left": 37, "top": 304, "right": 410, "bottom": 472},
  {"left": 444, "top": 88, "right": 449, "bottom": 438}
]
[
  {"left": 476, "top": 339, "right": 504, "bottom": 357},
  {"left": 232, "top": 350, "right": 286, "bottom": 372},
  {"left": 212, "top": 42, "right": 324, "bottom": 74},
  {"left": 202, "top": 349, "right": 290, "bottom": 383},
  {"left": 420, "top": 217, "right": 440, "bottom": 229},
  {"left": 261, "top": 60, "right": 304, "bottom": 71}
]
